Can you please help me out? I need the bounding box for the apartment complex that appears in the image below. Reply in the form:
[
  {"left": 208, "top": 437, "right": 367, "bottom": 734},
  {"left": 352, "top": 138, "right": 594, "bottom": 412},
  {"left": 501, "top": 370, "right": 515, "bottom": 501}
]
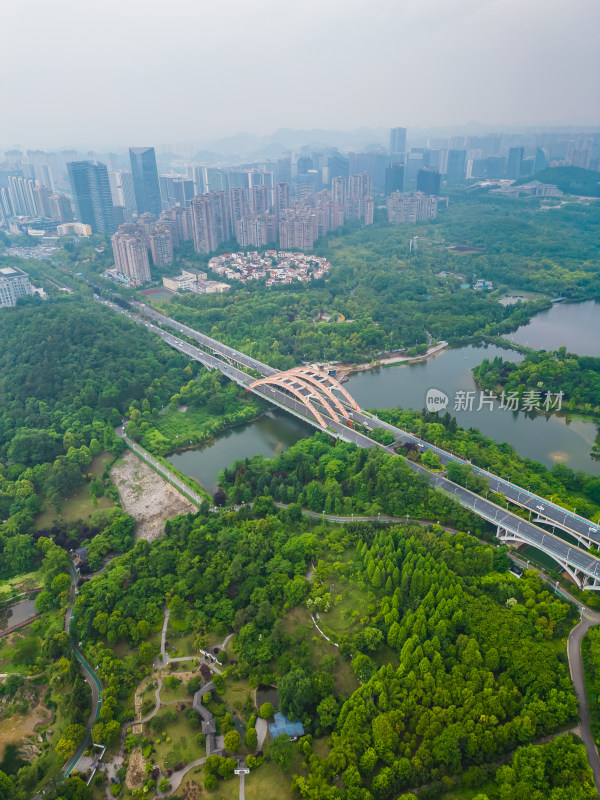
[{"left": 386, "top": 191, "right": 439, "bottom": 224}]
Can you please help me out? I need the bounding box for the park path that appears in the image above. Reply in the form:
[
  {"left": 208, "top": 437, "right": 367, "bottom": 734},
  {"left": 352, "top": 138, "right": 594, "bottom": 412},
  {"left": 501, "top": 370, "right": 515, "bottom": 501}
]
[
  {"left": 255, "top": 718, "right": 268, "bottom": 751},
  {"left": 160, "top": 605, "right": 170, "bottom": 657}
]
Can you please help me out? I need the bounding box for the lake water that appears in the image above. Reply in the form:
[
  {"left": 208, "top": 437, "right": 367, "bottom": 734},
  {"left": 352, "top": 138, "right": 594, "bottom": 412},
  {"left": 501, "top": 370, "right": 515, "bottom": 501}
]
[
  {"left": 168, "top": 409, "right": 312, "bottom": 493},
  {"left": 505, "top": 300, "right": 600, "bottom": 356},
  {"left": 0, "top": 597, "right": 37, "bottom": 632},
  {"left": 168, "top": 303, "right": 600, "bottom": 490},
  {"left": 345, "top": 344, "right": 600, "bottom": 475}
]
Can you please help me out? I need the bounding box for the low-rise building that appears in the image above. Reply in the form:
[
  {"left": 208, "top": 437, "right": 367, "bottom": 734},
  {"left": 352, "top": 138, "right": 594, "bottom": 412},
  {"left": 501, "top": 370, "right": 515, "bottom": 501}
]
[
  {"left": 490, "top": 180, "right": 563, "bottom": 198},
  {"left": 207, "top": 251, "right": 330, "bottom": 286},
  {"left": 162, "top": 269, "right": 226, "bottom": 294},
  {"left": 0, "top": 265, "right": 37, "bottom": 308},
  {"left": 57, "top": 222, "right": 92, "bottom": 237}
]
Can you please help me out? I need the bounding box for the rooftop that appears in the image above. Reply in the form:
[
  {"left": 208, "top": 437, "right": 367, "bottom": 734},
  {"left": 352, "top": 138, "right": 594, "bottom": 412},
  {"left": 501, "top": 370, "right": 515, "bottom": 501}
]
[{"left": 269, "top": 712, "right": 305, "bottom": 740}]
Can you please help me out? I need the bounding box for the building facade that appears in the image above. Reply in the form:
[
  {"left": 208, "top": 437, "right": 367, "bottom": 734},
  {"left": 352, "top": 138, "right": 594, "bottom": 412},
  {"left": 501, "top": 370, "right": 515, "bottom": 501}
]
[
  {"left": 387, "top": 191, "right": 439, "bottom": 224},
  {"left": 67, "top": 160, "right": 116, "bottom": 233},
  {"left": 129, "top": 147, "right": 162, "bottom": 217},
  {"left": 0, "top": 266, "right": 35, "bottom": 308}
]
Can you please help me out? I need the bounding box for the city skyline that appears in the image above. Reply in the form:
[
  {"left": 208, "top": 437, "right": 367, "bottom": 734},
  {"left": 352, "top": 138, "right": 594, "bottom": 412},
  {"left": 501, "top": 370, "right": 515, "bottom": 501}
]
[{"left": 2, "top": 0, "right": 599, "bottom": 149}]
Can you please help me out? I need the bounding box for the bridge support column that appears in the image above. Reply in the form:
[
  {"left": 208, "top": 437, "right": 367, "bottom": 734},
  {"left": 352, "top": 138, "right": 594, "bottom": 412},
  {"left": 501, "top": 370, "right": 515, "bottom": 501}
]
[{"left": 496, "top": 525, "right": 586, "bottom": 589}]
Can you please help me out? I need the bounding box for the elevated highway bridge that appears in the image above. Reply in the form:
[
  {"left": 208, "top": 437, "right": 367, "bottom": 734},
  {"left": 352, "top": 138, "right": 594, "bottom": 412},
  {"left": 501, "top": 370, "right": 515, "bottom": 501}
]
[{"left": 96, "top": 296, "right": 600, "bottom": 590}]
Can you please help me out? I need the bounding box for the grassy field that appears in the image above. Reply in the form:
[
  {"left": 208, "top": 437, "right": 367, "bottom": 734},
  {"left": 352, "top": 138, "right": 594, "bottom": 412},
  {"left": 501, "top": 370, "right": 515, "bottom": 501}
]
[
  {"left": 219, "top": 679, "right": 254, "bottom": 721},
  {"left": 0, "top": 572, "right": 41, "bottom": 599},
  {"left": 283, "top": 606, "right": 357, "bottom": 697},
  {"left": 146, "top": 713, "right": 204, "bottom": 773},
  {"left": 243, "top": 757, "right": 300, "bottom": 800},
  {"left": 34, "top": 483, "right": 114, "bottom": 530},
  {"left": 35, "top": 450, "right": 117, "bottom": 529},
  {"left": 143, "top": 397, "right": 262, "bottom": 455}
]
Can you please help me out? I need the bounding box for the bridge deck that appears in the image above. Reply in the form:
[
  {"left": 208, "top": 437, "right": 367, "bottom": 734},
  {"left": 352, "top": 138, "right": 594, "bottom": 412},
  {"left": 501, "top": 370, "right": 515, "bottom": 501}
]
[{"left": 96, "top": 296, "right": 600, "bottom": 588}]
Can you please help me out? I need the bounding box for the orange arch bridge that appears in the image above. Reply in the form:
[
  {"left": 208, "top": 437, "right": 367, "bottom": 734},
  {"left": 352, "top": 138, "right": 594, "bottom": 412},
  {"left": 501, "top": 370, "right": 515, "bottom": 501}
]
[{"left": 249, "top": 367, "right": 362, "bottom": 428}]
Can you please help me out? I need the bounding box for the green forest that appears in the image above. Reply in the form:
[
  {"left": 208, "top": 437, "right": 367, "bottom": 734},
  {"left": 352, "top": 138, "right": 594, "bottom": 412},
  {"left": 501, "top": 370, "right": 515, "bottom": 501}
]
[
  {"left": 63, "top": 466, "right": 587, "bottom": 798},
  {"left": 473, "top": 350, "right": 600, "bottom": 421},
  {"left": 0, "top": 188, "right": 600, "bottom": 800},
  {"left": 369, "top": 407, "right": 600, "bottom": 523},
  {"left": 514, "top": 166, "right": 600, "bottom": 197},
  {"left": 44, "top": 189, "right": 600, "bottom": 369}
]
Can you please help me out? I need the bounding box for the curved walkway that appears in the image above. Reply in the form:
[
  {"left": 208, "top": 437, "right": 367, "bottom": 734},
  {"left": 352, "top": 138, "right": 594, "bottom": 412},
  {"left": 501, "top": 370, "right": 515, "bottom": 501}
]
[{"left": 288, "top": 504, "right": 600, "bottom": 791}]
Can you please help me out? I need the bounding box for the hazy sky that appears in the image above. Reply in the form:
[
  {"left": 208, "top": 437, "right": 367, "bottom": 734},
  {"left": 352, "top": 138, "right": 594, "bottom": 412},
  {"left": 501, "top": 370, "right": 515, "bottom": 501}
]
[{"left": 2, "top": 0, "right": 599, "bottom": 149}]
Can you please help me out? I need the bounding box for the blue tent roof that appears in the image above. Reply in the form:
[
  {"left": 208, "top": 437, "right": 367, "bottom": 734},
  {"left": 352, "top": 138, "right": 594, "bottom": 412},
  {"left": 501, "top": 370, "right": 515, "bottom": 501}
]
[{"left": 269, "top": 712, "right": 304, "bottom": 740}]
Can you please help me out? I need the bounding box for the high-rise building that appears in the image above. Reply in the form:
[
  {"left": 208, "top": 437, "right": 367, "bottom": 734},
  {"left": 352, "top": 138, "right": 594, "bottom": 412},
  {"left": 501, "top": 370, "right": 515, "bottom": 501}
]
[
  {"left": 534, "top": 148, "right": 547, "bottom": 174},
  {"left": 416, "top": 168, "right": 441, "bottom": 196},
  {"left": 160, "top": 207, "right": 192, "bottom": 246},
  {"left": 387, "top": 192, "right": 439, "bottom": 224},
  {"left": 274, "top": 182, "right": 290, "bottom": 220},
  {"left": 149, "top": 227, "right": 174, "bottom": 266},
  {"left": 571, "top": 148, "right": 591, "bottom": 169},
  {"left": 111, "top": 226, "right": 151, "bottom": 284},
  {"left": 229, "top": 186, "right": 249, "bottom": 227},
  {"left": 446, "top": 150, "right": 467, "bottom": 180},
  {"left": 389, "top": 127, "right": 407, "bottom": 160},
  {"left": 250, "top": 184, "right": 270, "bottom": 215},
  {"left": 159, "top": 176, "right": 195, "bottom": 209},
  {"left": 190, "top": 192, "right": 230, "bottom": 254},
  {"left": 109, "top": 170, "right": 136, "bottom": 213},
  {"left": 506, "top": 147, "right": 524, "bottom": 180},
  {"left": 67, "top": 161, "right": 116, "bottom": 233},
  {"left": 7, "top": 175, "right": 37, "bottom": 216},
  {"left": 50, "top": 193, "right": 73, "bottom": 222},
  {"left": 331, "top": 176, "right": 346, "bottom": 207},
  {"left": 326, "top": 153, "right": 349, "bottom": 183},
  {"left": 384, "top": 163, "right": 404, "bottom": 196},
  {"left": 279, "top": 210, "right": 318, "bottom": 251},
  {"left": 129, "top": 147, "right": 162, "bottom": 217},
  {"left": 345, "top": 173, "right": 372, "bottom": 222},
  {"left": 235, "top": 214, "right": 277, "bottom": 247},
  {"left": 363, "top": 196, "right": 374, "bottom": 226},
  {"left": 0, "top": 266, "right": 35, "bottom": 308},
  {"left": 33, "top": 185, "right": 53, "bottom": 218},
  {"left": 275, "top": 157, "right": 292, "bottom": 184}
]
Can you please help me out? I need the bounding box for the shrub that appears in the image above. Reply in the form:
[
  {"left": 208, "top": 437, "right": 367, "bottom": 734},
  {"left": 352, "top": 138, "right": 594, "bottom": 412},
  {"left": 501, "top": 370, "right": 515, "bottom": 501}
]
[
  {"left": 259, "top": 702, "right": 274, "bottom": 719},
  {"left": 204, "top": 773, "right": 217, "bottom": 790},
  {"left": 224, "top": 729, "right": 241, "bottom": 753},
  {"left": 245, "top": 727, "right": 258, "bottom": 750}
]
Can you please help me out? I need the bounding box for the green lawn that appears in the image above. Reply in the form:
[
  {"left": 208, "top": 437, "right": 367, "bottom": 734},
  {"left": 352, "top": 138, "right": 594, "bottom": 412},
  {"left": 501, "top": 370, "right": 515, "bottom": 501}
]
[
  {"left": 0, "top": 572, "right": 41, "bottom": 598},
  {"left": 142, "top": 397, "right": 262, "bottom": 455},
  {"left": 219, "top": 679, "right": 254, "bottom": 721},
  {"left": 146, "top": 712, "right": 204, "bottom": 773},
  {"left": 34, "top": 484, "right": 114, "bottom": 530},
  {"left": 283, "top": 606, "right": 357, "bottom": 697},
  {"left": 243, "top": 758, "right": 300, "bottom": 800}
]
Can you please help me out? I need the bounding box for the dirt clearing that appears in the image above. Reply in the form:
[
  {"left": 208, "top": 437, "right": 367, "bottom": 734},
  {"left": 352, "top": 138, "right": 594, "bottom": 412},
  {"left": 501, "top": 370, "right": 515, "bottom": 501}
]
[
  {"left": 0, "top": 704, "right": 51, "bottom": 758},
  {"left": 125, "top": 746, "right": 145, "bottom": 790},
  {"left": 111, "top": 450, "right": 196, "bottom": 541}
]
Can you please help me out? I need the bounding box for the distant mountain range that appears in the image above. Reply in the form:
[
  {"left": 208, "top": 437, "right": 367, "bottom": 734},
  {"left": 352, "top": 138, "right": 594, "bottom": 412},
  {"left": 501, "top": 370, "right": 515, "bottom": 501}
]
[{"left": 195, "top": 127, "right": 390, "bottom": 161}]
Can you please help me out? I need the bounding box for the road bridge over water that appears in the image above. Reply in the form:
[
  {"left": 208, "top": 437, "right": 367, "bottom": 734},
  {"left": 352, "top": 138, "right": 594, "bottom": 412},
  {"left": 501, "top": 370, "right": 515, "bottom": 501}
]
[{"left": 97, "top": 296, "right": 600, "bottom": 589}]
